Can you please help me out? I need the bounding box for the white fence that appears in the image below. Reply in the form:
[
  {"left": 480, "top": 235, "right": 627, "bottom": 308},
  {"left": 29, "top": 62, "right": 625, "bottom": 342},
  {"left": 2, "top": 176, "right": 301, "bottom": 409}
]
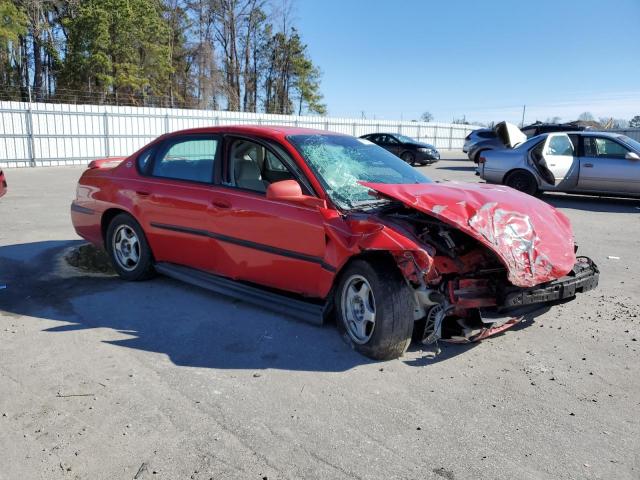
[{"left": 0, "top": 101, "right": 479, "bottom": 168}]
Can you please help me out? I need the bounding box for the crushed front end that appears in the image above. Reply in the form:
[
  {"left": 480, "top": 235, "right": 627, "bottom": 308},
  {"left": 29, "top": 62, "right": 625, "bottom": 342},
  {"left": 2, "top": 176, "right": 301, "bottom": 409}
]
[{"left": 370, "top": 195, "right": 599, "bottom": 345}]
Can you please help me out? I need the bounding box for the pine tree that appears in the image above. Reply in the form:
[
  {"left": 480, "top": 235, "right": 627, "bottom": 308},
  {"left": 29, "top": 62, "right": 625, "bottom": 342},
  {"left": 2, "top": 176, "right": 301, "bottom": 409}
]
[{"left": 60, "top": 0, "right": 172, "bottom": 105}]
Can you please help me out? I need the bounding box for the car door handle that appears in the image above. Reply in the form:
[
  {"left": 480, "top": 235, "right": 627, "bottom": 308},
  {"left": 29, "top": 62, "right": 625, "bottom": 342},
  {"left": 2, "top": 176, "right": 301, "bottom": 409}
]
[
  {"left": 136, "top": 190, "right": 151, "bottom": 196},
  {"left": 210, "top": 199, "right": 231, "bottom": 209},
  {"left": 584, "top": 163, "right": 594, "bottom": 168}
]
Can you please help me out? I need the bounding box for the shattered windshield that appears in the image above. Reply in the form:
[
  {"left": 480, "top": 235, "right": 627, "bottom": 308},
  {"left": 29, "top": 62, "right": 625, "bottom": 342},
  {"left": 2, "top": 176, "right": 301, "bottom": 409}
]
[{"left": 288, "top": 134, "right": 432, "bottom": 209}]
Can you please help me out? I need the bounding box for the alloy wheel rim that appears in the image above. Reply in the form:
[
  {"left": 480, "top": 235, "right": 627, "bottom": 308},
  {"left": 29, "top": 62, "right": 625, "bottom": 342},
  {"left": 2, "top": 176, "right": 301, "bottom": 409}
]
[
  {"left": 112, "top": 225, "right": 140, "bottom": 271},
  {"left": 341, "top": 275, "right": 376, "bottom": 344}
]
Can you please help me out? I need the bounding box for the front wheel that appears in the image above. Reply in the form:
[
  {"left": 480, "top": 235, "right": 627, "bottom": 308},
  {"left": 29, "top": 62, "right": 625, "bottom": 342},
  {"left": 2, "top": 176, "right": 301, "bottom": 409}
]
[
  {"left": 335, "top": 258, "right": 415, "bottom": 360},
  {"left": 400, "top": 151, "right": 415, "bottom": 165},
  {"left": 505, "top": 170, "right": 538, "bottom": 196},
  {"left": 105, "top": 213, "right": 155, "bottom": 281}
]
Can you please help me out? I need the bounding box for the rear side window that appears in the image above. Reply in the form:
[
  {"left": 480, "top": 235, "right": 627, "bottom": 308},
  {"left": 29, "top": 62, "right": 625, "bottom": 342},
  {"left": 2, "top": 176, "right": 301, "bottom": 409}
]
[
  {"left": 152, "top": 137, "right": 219, "bottom": 183},
  {"left": 477, "top": 131, "right": 497, "bottom": 139},
  {"left": 137, "top": 148, "right": 154, "bottom": 173}
]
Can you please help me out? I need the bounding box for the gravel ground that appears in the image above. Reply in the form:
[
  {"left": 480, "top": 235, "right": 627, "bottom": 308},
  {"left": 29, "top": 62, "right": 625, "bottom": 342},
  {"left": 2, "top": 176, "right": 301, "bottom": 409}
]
[{"left": 1, "top": 152, "right": 639, "bottom": 480}]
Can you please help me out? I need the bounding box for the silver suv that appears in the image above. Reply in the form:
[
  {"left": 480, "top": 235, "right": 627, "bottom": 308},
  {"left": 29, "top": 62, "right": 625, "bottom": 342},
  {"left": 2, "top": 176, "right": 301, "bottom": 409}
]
[{"left": 463, "top": 128, "right": 505, "bottom": 163}]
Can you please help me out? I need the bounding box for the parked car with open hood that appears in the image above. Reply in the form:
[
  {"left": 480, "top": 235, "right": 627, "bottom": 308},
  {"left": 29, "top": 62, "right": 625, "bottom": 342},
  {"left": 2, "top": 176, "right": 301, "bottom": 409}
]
[
  {"left": 71, "top": 126, "right": 598, "bottom": 360},
  {"left": 464, "top": 121, "right": 591, "bottom": 163},
  {"left": 480, "top": 131, "right": 640, "bottom": 197},
  {"left": 464, "top": 122, "right": 527, "bottom": 163},
  {"left": 360, "top": 133, "right": 440, "bottom": 165}
]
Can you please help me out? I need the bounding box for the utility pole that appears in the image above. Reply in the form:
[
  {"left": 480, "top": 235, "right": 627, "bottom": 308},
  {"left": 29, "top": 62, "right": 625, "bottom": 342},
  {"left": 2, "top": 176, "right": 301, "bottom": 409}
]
[{"left": 521, "top": 105, "right": 526, "bottom": 127}]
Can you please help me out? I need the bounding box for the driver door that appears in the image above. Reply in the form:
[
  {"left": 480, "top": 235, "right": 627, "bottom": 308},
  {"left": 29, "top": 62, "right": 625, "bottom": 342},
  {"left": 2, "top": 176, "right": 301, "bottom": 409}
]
[
  {"left": 534, "top": 133, "right": 578, "bottom": 188},
  {"left": 207, "top": 136, "right": 330, "bottom": 298},
  {"left": 577, "top": 136, "right": 640, "bottom": 194}
]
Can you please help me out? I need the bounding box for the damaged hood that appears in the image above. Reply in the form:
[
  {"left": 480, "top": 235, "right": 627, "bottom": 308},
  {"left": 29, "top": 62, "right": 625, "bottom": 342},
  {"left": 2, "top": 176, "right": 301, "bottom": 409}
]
[{"left": 363, "top": 181, "right": 576, "bottom": 287}]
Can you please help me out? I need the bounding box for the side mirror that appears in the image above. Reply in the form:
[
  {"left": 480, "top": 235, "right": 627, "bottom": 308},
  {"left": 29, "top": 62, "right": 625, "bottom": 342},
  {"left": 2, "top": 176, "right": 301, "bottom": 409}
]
[
  {"left": 625, "top": 151, "right": 640, "bottom": 161},
  {"left": 266, "top": 179, "right": 326, "bottom": 209}
]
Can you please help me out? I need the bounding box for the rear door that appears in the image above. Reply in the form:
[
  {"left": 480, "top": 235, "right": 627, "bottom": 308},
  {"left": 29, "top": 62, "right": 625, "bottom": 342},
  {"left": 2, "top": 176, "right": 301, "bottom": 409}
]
[
  {"left": 205, "top": 135, "right": 330, "bottom": 298},
  {"left": 131, "top": 134, "right": 223, "bottom": 273},
  {"left": 578, "top": 135, "right": 640, "bottom": 194},
  {"left": 535, "top": 133, "right": 578, "bottom": 188}
]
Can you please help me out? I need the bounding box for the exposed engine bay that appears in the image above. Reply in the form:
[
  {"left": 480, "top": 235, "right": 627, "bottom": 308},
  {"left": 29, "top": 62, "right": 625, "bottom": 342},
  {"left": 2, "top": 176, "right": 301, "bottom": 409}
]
[{"left": 376, "top": 203, "right": 598, "bottom": 345}]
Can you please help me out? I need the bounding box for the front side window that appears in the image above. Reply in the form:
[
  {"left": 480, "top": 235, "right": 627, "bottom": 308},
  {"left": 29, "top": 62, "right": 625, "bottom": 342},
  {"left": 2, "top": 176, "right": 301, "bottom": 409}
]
[
  {"left": 227, "top": 138, "right": 296, "bottom": 194},
  {"left": 584, "top": 137, "right": 629, "bottom": 158},
  {"left": 396, "top": 134, "right": 416, "bottom": 143},
  {"left": 288, "top": 134, "right": 431, "bottom": 209},
  {"left": 545, "top": 135, "right": 574, "bottom": 156},
  {"left": 152, "top": 137, "right": 219, "bottom": 182}
]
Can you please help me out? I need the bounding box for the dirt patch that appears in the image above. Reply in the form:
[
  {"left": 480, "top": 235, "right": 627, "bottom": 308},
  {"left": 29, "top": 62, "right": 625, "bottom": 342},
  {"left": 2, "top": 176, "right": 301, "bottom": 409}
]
[{"left": 64, "top": 243, "right": 116, "bottom": 275}]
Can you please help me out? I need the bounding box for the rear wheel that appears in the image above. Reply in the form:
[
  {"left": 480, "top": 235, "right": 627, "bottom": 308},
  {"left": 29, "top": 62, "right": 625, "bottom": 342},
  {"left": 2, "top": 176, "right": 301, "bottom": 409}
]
[
  {"left": 336, "top": 258, "right": 415, "bottom": 360},
  {"left": 505, "top": 170, "right": 538, "bottom": 196},
  {"left": 106, "top": 213, "right": 155, "bottom": 281},
  {"left": 401, "top": 151, "right": 415, "bottom": 165}
]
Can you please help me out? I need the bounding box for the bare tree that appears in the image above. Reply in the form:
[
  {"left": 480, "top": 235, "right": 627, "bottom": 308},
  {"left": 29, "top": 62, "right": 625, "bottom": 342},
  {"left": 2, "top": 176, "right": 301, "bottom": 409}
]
[{"left": 420, "top": 111, "right": 433, "bottom": 122}]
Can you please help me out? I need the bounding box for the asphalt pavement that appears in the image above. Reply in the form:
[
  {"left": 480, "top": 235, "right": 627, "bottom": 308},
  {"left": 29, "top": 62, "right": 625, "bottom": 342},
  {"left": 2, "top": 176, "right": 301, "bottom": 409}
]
[{"left": 1, "top": 151, "right": 639, "bottom": 479}]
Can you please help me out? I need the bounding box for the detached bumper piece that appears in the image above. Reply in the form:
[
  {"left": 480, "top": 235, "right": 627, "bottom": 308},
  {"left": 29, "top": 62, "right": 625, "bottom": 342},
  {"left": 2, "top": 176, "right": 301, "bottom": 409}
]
[{"left": 501, "top": 256, "right": 599, "bottom": 309}]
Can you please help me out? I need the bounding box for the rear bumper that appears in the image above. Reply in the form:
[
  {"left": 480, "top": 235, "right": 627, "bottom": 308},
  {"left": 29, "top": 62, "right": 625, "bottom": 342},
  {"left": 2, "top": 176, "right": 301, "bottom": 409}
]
[
  {"left": 71, "top": 201, "right": 104, "bottom": 246},
  {"left": 500, "top": 257, "right": 599, "bottom": 309}
]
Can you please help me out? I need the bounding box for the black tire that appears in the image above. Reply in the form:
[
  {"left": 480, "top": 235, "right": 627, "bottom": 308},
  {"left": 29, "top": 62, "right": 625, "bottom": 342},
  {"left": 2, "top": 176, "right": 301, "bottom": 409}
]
[
  {"left": 505, "top": 170, "right": 538, "bottom": 196},
  {"left": 335, "top": 257, "right": 415, "bottom": 360},
  {"left": 105, "top": 213, "right": 155, "bottom": 281},
  {"left": 400, "top": 151, "right": 415, "bottom": 165}
]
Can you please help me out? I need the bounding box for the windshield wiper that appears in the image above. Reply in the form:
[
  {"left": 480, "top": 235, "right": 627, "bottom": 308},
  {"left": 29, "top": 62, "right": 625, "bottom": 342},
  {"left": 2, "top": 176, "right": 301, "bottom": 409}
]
[{"left": 347, "top": 198, "right": 395, "bottom": 211}]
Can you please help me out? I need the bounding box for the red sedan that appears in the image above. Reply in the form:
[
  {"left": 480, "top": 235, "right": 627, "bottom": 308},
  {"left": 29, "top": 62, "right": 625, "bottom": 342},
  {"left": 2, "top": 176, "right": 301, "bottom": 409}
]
[{"left": 71, "top": 126, "right": 598, "bottom": 359}]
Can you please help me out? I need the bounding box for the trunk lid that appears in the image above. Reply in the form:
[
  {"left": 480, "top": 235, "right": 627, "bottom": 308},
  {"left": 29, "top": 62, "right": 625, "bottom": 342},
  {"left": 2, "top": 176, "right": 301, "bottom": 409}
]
[
  {"left": 363, "top": 181, "right": 576, "bottom": 287},
  {"left": 87, "top": 157, "right": 127, "bottom": 170}
]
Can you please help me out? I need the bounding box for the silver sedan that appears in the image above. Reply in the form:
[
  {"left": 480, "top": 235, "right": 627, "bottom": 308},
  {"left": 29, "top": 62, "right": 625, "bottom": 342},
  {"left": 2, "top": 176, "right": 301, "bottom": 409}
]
[{"left": 479, "top": 131, "right": 640, "bottom": 196}]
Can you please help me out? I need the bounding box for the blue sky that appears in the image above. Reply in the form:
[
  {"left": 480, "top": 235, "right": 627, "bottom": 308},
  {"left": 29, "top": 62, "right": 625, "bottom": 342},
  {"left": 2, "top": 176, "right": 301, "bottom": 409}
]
[{"left": 295, "top": 0, "right": 640, "bottom": 124}]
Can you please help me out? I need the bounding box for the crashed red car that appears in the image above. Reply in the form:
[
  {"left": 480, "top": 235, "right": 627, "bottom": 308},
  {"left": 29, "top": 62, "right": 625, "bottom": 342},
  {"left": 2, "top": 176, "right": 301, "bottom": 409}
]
[{"left": 71, "top": 126, "right": 599, "bottom": 360}]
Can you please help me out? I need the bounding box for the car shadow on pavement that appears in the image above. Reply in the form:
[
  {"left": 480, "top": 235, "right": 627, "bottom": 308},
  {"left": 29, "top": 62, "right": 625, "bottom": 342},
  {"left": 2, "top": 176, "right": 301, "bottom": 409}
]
[
  {"left": 541, "top": 193, "right": 640, "bottom": 213},
  {"left": 0, "top": 240, "right": 477, "bottom": 372},
  {"left": 434, "top": 165, "right": 477, "bottom": 172}
]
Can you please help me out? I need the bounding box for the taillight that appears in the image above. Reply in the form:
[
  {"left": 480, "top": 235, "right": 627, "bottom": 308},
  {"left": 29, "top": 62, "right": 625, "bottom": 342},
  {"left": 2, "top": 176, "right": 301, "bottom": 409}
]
[{"left": 478, "top": 156, "right": 486, "bottom": 164}]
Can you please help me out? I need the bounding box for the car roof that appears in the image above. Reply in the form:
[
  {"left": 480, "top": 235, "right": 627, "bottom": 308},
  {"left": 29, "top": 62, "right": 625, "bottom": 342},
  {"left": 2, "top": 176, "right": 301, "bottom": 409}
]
[
  {"left": 166, "top": 125, "right": 345, "bottom": 139},
  {"left": 579, "top": 131, "right": 624, "bottom": 138},
  {"left": 540, "top": 130, "right": 624, "bottom": 138}
]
